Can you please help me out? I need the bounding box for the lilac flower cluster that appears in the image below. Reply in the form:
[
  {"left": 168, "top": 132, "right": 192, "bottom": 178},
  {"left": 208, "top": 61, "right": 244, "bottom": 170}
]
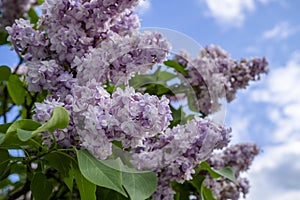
[
  {"left": 74, "top": 31, "right": 170, "bottom": 85},
  {"left": 205, "top": 143, "right": 260, "bottom": 200},
  {"left": 173, "top": 45, "right": 268, "bottom": 115},
  {"left": 6, "top": 0, "right": 171, "bottom": 97},
  {"left": 34, "top": 80, "right": 173, "bottom": 159},
  {"left": 70, "top": 82, "right": 173, "bottom": 159},
  {"left": 132, "top": 117, "right": 231, "bottom": 199},
  {"left": 0, "top": 0, "right": 36, "bottom": 31}
]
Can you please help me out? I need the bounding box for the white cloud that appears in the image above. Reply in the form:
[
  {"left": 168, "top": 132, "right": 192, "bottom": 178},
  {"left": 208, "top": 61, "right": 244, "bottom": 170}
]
[
  {"left": 246, "top": 141, "right": 300, "bottom": 200},
  {"left": 258, "top": 0, "right": 288, "bottom": 7},
  {"left": 202, "top": 0, "right": 255, "bottom": 27},
  {"left": 137, "top": 0, "right": 151, "bottom": 15},
  {"left": 227, "top": 51, "right": 300, "bottom": 199},
  {"left": 263, "top": 22, "right": 299, "bottom": 40},
  {"left": 251, "top": 51, "right": 300, "bottom": 142}
]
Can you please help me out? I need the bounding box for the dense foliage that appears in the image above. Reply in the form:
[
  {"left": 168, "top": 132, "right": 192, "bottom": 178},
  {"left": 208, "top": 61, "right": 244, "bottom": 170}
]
[{"left": 0, "top": 0, "right": 268, "bottom": 199}]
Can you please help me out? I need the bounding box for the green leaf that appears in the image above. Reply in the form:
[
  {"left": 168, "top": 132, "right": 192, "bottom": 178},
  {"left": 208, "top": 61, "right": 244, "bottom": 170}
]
[
  {"left": 189, "top": 175, "right": 205, "bottom": 195},
  {"left": 96, "top": 187, "right": 128, "bottom": 200},
  {"left": 6, "top": 119, "right": 41, "bottom": 135},
  {"left": 164, "top": 60, "right": 188, "bottom": 76},
  {"left": 155, "top": 70, "right": 177, "bottom": 82},
  {"left": 0, "top": 65, "right": 11, "bottom": 81},
  {"left": 27, "top": 7, "right": 39, "bottom": 24},
  {"left": 77, "top": 150, "right": 158, "bottom": 200},
  {"left": 0, "top": 119, "right": 41, "bottom": 148},
  {"left": 0, "top": 149, "right": 11, "bottom": 181},
  {"left": 0, "top": 123, "right": 12, "bottom": 134},
  {"left": 74, "top": 167, "right": 97, "bottom": 200},
  {"left": 122, "top": 169, "right": 157, "bottom": 200},
  {"left": 0, "top": 133, "right": 4, "bottom": 143},
  {"left": 37, "top": 0, "right": 44, "bottom": 5},
  {"left": 199, "top": 162, "right": 221, "bottom": 178},
  {"left": 129, "top": 74, "right": 157, "bottom": 89},
  {"left": 17, "top": 129, "right": 33, "bottom": 142},
  {"left": 30, "top": 173, "right": 53, "bottom": 200},
  {"left": 45, "top": 152, "right": 74, "bottom": 177},
  {"left": 77, "top": 150, "right": 157, "bottom": 200},
  {"left": 7, "top": 74, "right": 26, "bottom": 105},
  {"left": 201, "top": 182, "right": 216, "bottom": 200},
  {"left": 0, "top": 31, "right": 9, "bottom": 45},
  {"left": 76, "top": 149, "right": 126, "bottom": 197},
  {"left": 44, "top": 152, "right": 75, "bottom": 191},
  {"left": 171, "top": 181, "right": 193, "bottom": 200},
  {"left": 63, "top": 171, "right": 74, "bottom": 192},
  {"left": 199, "top": 162, "right": 237, "bottom": 184},
  {"left": 100, "top": 156, "right": 157, "bottom": 200},
  {"left": 214, "top": 167, "right": 237, "bottom": 184},
  {"left": 8, "top": 107, "right": 69, "bottom": 143},
  {"left": 32, "top": 106, "right": 70, "bottom": 135},
  {"left": 156, "top": 84, "right": 171, "bottom": 95}
]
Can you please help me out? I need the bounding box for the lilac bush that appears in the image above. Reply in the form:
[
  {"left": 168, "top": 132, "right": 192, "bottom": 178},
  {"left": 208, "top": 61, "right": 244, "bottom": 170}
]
[{"left": 0, "top": 0, "right": 268, "bottom": 199}]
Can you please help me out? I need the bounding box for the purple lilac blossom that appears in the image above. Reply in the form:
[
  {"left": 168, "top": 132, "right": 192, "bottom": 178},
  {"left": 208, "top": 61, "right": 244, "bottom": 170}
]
[
  {"left": 6, "top": 19, "right": 49, "bottom": 60},
  {"left": 70, "top": 82, "right": 173, "bottom": 159},
  {"left": 204, "top": 143, "right": 260, "bottom": 200},
  {"left": 74, "top": 31, "right": 171, "bottom": 85},
  {"left": 26, "top": 59, "right": 75, "bottom": 93},
  {"left": 10, "top": 0, "right": 171, "bottom": 153},
  {"left": 7, "top": 0, "right": 171, "bottom": 95},
  {"left": 110, "top": 87, "right": 172, "bottom": 147},
  {"left": 34, "top": 79, "right": 173, "bottom": 160},
  {"left": 132, "top": 117, "right": 231, "bottom": 199},
  {"left": 173, "top": 45, "right": 268, "bottom": 115}
]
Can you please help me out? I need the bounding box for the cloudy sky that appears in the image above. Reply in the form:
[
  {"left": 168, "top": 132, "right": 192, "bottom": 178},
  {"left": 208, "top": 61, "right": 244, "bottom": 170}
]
[
  {"left": 137, "top": 0, "right": 300, "bottom": 199},
  {"left": 0, "top": 0, "right": 299, "bottom": 199}
]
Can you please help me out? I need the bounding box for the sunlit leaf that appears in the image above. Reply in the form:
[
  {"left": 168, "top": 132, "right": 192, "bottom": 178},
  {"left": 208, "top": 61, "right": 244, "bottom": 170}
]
[
  {"left": 37, "top": 0, "right": 44, "bottom": 5},
  {"left": 32, "top": 106, "right": 70, "bottom": 134},
  {"left": 17, "top": 129, "right": 33, "bottom": 142},
  {"left": 214, "top": 167, "right": 237, "bottom": 184},
  {"left": 27, "top": 7, "right": 39, "bottom": 24},
  {"left": 122, "top": 168, "right": 157, "bottom": 200},
  {"left": 164, "top": 60, "right": 188, "bottom": 76},
  {"left": 199, "top": 161, "right": 237, "bottom": 184},
  {"left": 102, "top": 157, "right": 157, "bottom": 200},
  {"left": 76, "top": 149, "right": 126, "bottom": 197},
  {"left": 0, "top": 119, "right": 41, "bottom": 148}
]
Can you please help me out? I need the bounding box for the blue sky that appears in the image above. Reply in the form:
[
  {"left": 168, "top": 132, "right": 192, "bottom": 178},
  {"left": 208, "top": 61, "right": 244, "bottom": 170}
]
[
  {"left": 1, "top": 0, "right": 300, "bottom": 199},
  {"left": 138, "top": 0, "right": 300, "bottom": 199}
]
